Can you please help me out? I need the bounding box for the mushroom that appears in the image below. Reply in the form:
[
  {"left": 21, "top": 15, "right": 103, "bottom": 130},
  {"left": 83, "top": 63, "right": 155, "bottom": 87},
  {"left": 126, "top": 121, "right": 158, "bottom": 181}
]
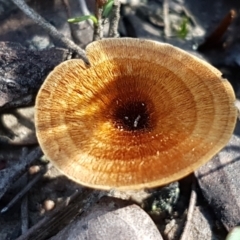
[{"left": 35, "top": 38, "right": 237, "bottom": 190}]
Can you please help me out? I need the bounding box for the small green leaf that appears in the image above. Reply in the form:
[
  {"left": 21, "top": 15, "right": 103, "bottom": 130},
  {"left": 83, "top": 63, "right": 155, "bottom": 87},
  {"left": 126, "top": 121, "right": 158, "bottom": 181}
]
[
  {"left": 177, "top": 17, "right": 189, "bottom": 39},
  {"left": 68, "top": 15, "right": 98, "bottom": 25},
  {"left": 103, "top": 0, "right": 114, "bottom": 18}
]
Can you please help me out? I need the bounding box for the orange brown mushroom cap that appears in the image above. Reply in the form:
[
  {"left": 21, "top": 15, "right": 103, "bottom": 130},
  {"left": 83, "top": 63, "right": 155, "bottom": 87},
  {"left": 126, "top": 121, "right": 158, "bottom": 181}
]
[{"left": 35, "top": 38, "right": 237, "bottom": 190}]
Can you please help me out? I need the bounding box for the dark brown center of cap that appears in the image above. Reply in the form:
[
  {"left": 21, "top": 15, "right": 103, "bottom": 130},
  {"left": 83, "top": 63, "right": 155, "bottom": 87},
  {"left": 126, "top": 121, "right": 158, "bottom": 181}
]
[{"left": 113, "top": 101, "right": 151, "bottom": 131}]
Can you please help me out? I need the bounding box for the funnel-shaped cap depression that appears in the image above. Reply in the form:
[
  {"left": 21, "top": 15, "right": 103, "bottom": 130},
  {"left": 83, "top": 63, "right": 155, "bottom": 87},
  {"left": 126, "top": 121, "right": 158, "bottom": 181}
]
[{"left": 35, "top": 38, "right": 237, "bottom": 190}]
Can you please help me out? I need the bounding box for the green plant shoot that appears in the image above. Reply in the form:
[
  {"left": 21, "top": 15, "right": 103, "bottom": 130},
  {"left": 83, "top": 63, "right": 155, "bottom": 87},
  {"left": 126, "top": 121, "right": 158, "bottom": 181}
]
[
  {"left": 68, "top": 15, "right": 98, "bottom": 25},
  {"left": 177, "top": 17, "right": 189, "bottom": 39},
  {"left": 102, "top": 0, "right": 114, "bottom": 18}
]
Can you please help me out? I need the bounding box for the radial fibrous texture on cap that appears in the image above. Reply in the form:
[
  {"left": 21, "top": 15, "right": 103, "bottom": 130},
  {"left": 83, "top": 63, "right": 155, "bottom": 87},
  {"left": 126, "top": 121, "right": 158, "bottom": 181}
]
[{"left": 35, "top": 38, "right": 237, "bottom": 190}]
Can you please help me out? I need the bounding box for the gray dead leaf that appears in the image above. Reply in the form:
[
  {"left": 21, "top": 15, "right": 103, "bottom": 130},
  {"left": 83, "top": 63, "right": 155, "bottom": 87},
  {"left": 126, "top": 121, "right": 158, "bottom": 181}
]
[
  {"left": 196, "top": 118, "right": 240, "bottom": 230},
  {"left": 50, "top": 196, "right": 163, "bottom": 240}
]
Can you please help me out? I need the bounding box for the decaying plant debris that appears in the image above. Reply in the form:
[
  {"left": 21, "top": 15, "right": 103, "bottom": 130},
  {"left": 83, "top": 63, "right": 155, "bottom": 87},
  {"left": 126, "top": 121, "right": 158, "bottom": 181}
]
[{"left": 1, "top": 0, "right": 240, "bottom": 239}]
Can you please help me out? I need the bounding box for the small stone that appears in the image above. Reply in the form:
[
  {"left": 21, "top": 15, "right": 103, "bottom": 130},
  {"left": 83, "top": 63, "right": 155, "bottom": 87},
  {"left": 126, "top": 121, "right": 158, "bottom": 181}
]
[
  {"left": 29, "top": 165, "right": 41, "bottom": 175},
  {"left": 43, "top": 200, "right": 55, "bottom": 212}
]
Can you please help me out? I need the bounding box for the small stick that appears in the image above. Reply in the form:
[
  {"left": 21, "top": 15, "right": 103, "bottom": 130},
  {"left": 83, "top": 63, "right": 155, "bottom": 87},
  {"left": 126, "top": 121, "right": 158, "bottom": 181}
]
[
  {"left": 163, "top": 0, "right": 171, "bottom": 38},
  {"left": 15, "top": 189, "right": 98, "bottom": 240},
  {"left": 21, "top": 174, "right": 29, "bottom": 234},
  {"left": 180, "top": 179, "right": 197, "bottom": 240},
  {"left": 61, "top": 0, "right": 82, "bottom": 45},
  {"left": 61, "top": 0, "right": 71, "bottom": 17},
  {"left": 0, "top": 147, "right": 43, "bottom": 200},
  {"left": 108, "top": 0, "right": 120, "bottom": 38},
  {"left": 93, "top": 0, "right": 104, "bottom": 40},
  {"left": 1, "top": 165, "right": 47, "bottom": 214},
  {"left": 15, "top": 190, "right": 81, "bottom": 240},
  {"left": 78, "top": 0, "right": 92, "bottom": 27},
  {"left": 78, "top": 0, "right": 90, "bottom": 15},
  {"left": 11, "top": 0, "right": 89, "bottom": 64},
  {"left": 198, "top": 9, "right": 236, "bottom": 51}
]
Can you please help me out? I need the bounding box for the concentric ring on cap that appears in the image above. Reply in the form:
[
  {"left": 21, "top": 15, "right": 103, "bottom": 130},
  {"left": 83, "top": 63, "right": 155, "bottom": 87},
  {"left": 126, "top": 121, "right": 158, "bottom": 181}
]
[{"left": 35, "top": 38, "right": 237, "bottom": 190}]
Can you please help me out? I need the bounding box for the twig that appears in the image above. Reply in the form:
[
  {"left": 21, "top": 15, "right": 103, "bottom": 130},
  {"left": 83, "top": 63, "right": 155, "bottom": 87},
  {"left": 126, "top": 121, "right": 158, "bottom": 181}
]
[
  {"left": 163, "top": 0, "right": 171, "bottom": 38},
  {"left": 108, "top": 0, "right": 120, "bottom": 38},
  {"left": 78, "top": 0, "right": 92, "bottom": 27},
  {"left": 21, "top": 174, "right": 29, "bottom": 234},
  {"left": 61, "top": 0, "right": 71, "bottom": 19},
  {"left": 21, "top": 193, "right": 29, "bottom": 233},
  {"left": 11, "top": 0, "right": 89, "bottom": 64},
  {"left": 198, "top": 9, "right": 236, "bottom": 51},
  {"left": 61, "top": 0, "right": 82, "bottom": 45},
  {"left": 1, "top": 165, "right": 48, "bottom": 214},
  {"left": 93, "top": 1, "right": 104, "bottom": 40},
  {"left": 180, "top": 180, "right": 197, "bottom": 240},
  {"left": 15, "top": 189, "right": 99, "bottom": 240},
  {"left": 15, "top": 190, "right": 81, "bottom": 240},
  {"left": 0, "top": 146, "right": 43, "bottom": 200},
  {"left": 78, "top": 0, "right": 90, "bottom": 15}
]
